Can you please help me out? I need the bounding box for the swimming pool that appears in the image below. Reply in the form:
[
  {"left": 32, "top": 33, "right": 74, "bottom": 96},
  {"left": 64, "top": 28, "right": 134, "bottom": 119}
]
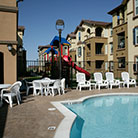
[{"left": 65, "top": 95, "right": 138, "bottom": 138}]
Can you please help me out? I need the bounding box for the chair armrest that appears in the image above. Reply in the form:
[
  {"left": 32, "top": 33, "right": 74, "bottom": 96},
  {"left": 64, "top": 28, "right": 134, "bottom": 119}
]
[
  {"left": 86, "top": 80, "right": 91, "bottom": 85},
  {"left": 103, "top": 80, "right": 109, "bottom": 84},
  {"left": 130, "top": 79, "right": 136, "bottom": 83}
]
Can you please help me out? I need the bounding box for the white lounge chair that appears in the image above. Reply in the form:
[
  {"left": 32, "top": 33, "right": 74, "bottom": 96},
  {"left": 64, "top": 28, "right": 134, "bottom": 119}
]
[
  {"left": 94, "top": 72, "right": 109, "bottom": 90},
  {"left": 1, "top": 81, "right": 22, "bottom": 108},
  {"left": 121, "top": 72, "right": 136, "bottom": 88},
  {"left": 105, "top": 72, "right": 120, "bottom": 89},
  {"left": 61, "top": 78, "right": 65, "bottom": 94},
  {"left": 49, "top": 80, "right": 61, "bottom": 96},
  {"left": 76, "top": 73, "right": 91, "bottom": 91}
]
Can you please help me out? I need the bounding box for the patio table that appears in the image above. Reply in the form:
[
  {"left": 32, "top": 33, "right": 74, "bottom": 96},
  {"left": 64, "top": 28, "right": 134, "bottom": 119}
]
[
  {"left": 0, "top": 84, "right": 11, "bottom": 107},
  {"left": 34, "top": 79, "right": 56, "bottom": 96}
]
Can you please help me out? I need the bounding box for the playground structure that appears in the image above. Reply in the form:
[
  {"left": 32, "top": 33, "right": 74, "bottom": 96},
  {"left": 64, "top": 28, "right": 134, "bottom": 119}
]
[{"left": 42, "top": 36, "right": 90, "bottom": 83}]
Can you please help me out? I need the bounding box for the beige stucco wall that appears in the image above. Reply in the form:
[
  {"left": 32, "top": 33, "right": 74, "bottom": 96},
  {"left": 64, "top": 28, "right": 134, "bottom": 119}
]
[
  {"left": 0, "top": 0, "right": 16, "bottom": 7},
  {"left": 0, "top": 12, "right": 16, "bottom": 41},
  {"left": 0, "top": 45, "right": 16, "bottom": 84},
  {"left": 107, "top": 27, "right": 113, "bottom": 62},
  {"left": 0, "top": 0, "right": 17, "bottom": 84}
]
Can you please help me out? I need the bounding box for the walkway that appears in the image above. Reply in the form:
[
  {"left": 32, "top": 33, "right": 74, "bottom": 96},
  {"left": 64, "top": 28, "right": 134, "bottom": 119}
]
[{"left": 0, "top": 87, "right": 138, "bottom": 138}]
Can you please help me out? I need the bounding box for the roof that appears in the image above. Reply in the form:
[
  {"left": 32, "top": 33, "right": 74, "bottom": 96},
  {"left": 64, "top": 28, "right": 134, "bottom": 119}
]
[
  {"left": 66, "top": 32, "right": 76, "bottom": 39},
  {"left": 79, "top": 20, "right": 110, "bottom": 27},
  {"left": 74, "top": 26, "right": 85, "bottom": 34},
  {"left": 38, "top": 45, "right": 51, "bottom": 50},
  {"left": 108, "top": 0, "right": 129, "bottom": 15},
  {"left": 18, "top": 26, "right": 25, "bottom": 31}
]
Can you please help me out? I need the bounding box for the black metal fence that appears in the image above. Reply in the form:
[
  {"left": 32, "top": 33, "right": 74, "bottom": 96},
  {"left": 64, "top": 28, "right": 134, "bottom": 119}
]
[{"left": 18, "top": 59, "right": 138, "bottom": 88}]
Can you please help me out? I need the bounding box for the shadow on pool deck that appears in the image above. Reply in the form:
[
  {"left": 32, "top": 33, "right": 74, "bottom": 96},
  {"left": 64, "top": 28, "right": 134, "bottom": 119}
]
[{"left": 0, "top": 87, "right": 138, "bottom": 138}]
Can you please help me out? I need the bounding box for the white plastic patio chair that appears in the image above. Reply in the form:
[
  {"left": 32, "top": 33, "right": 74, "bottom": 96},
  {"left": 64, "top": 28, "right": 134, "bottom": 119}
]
[
  {"left": 94, "top": 72, "right": 109, "bottom": 90},
  {"left": 42, "top": 77, "right": 51, "bottom": 80},
  {"left": 1, "top": 81, "right": 22, "bottom": 108},
  {"left": 105, "top": 72, "right": 120, "bottom": 89},
  {"left": 49, "top": 80, "right": 61, "bottom": 96},
  {"left": 32, "top": 80, "right": 43, "bottom": 96},
  {"left": 121, "top": 72, "right": 136, "bottom": 88},
  {"left": 76, "top": 73, "right": 91, "bottom": 91},
  {"left": 24, "top": 79, "right": 33, "bottom": 96},
  {"left": 61, "top": 78, "right": 65, "bottom": 94}
]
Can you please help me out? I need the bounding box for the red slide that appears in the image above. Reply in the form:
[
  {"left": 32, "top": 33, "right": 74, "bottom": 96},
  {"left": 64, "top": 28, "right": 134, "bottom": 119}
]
[{"left": 62, "top": 55, "right": 90, "bottom": 79}]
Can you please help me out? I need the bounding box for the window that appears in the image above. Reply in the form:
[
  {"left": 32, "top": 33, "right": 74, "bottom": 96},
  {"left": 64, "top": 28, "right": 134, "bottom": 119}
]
[
  {"left": 135, "top": 0, "right": 138, "bottom": 16},
  {"left": 118, "top": 57, "right": 125, "bottom": 68},
  {"left": 110, "top": 44, "right": 113, "bottom": 54},
  {"left": 133, "top": 27, "right": 138, "bottom": 45},
  {"left": 105, "top": 45, "right": 108, "bottom": 55},
  {"left": 78, "top": 47, "right": 81, "bottom": 57},
  {"left": 95, "top": 27, "right": 103, "bottom": 37},
  {"left": 63, "top": 46, "right": 68, "bottom": 55},
  {"left": 78, "top": 32, "right": 81, "bottom": 41},
  {"left": 95, "top": 43, "right": 103, "bottom": 54},
  {"left": 134, "top": 56, "right": 138, "bottom": 72},
  {"left": 109, "top": 61, "right": 114, "bottom": 71},
  {"left": 78, "top": 62, "right": 81, "bottom": 67},
  {"left": 111, "top": 29, "right": 113, "bottom": 36},
  {"left": 118, "top": 32, "right": 125, "bottom": 49},
  {"left": 96, "top": 60, "right": 104, "bottom": 69},
  {"left": 105, "top": 62, "right": 108, "bottom": 70}
]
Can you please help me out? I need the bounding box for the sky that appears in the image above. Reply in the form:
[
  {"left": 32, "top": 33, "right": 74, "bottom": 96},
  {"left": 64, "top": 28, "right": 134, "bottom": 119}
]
[{"left": 18, "top": 0, "right": 122, "bottom": 60}]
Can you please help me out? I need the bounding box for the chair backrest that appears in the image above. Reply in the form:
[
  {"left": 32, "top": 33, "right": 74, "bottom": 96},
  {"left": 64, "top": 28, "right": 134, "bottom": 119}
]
[
  {"left": 121, "top": 72, "right": 129, "bottom": 81},
  {"left": 33, "top": 80, "right": 42, "bottom": 88},
  {"left": 53, "top": 80, "right": 61, "bottom": 88},
  {"left": 61, "top": 78, "right": 65, "bottom": 89},
  {"left": 10, "top": 81, "right": 22, "bottom": 94},
  {"left": 94, "top": 72, "right": 103, "bottom": 83},
  {"left": 42, "top": 77, "right": 51, "bottom": 80},
  {"left": 105, "top": 72, "right": 114, "bottom": 82},
  {"left": 76, "top": 73, "right": 86, "bottom": 83}
]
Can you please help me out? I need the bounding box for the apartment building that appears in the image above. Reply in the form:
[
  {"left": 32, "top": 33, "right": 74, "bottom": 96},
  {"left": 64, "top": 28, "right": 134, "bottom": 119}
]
[
  {"left": 108, "top": 0, "right": 138, "bottom": 78},
  {"left": 67, "top": 20, "right": 113, "bottom": 74}
]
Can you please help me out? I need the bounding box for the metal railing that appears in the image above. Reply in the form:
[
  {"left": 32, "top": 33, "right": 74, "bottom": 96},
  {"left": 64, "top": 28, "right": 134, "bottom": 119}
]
[{"left": 17, "top": 59, "right": 138, "bottom": 88}]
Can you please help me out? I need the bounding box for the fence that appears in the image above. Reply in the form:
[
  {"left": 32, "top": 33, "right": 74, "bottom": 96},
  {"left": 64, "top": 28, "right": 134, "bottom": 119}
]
[{"left": 18, "top": 59, "right": 138, "bottom": 88}]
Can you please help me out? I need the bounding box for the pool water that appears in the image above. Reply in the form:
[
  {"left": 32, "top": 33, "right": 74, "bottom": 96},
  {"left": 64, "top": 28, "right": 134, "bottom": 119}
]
[{"left": 65, "top": 96, "right": 138, "bottom": 138}]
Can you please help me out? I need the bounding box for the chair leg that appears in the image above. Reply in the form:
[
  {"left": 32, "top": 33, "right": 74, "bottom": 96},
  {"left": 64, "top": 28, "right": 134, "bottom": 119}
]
[
  {"left": 16, "top": 95, "right": 20, "bottom": 105},
  {"left": 8, "top": 96, "right": 13, "bottom": 108},
  {"left": 26, "top": 87, "right": 29, "bottom": 96},
  {"left": 98, "top": 85, "right": 100, "bottom": 90},
  {"left": 79, "top": 86, "right": 81, "bottom": 91},
  {"left": 62, "top": 89, "right": 65, "bottom": 94},
  {"left": 58, "top": 88, "right": 61, "bottom": 95}
]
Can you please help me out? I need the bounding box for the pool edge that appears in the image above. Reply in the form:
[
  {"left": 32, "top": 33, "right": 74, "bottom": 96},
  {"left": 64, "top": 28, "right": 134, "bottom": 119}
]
[{"left": 51, "top": 92, "right": 138, "bottom": 138}]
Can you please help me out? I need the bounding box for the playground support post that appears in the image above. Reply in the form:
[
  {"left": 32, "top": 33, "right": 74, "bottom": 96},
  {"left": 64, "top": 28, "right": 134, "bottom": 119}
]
[
  {"left": 56, "top": 19, "right": 65, "bottom": 79},
  {"left": 59, "top": 30, "right": 62, "bottom": 79}
]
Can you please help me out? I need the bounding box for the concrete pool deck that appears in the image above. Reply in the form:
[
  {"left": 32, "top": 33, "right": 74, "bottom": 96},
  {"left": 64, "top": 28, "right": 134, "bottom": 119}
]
[{"left": 0, "top": 87, "right": 138, "bottom": 138}]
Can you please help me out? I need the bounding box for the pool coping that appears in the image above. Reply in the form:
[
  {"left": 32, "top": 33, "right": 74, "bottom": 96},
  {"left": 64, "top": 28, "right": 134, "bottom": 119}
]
[{"left": 51, "top": 92, "right": 138, "bottom": 138}]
